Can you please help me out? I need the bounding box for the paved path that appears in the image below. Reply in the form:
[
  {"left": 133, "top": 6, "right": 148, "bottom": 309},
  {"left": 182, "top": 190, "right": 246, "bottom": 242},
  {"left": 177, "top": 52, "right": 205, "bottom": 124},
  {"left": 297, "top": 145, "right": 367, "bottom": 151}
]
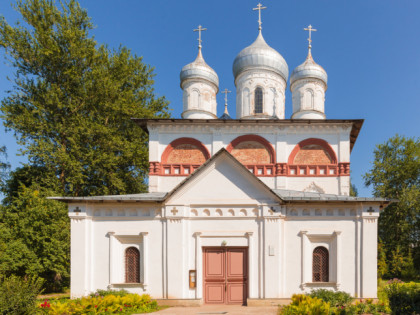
[{"left": 140, "top": 305, "right": 278, "bottom": 315}]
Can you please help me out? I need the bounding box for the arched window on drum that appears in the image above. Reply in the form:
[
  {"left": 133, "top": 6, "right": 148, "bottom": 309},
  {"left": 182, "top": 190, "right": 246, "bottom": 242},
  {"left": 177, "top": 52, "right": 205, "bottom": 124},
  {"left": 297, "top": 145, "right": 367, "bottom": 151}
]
[{"left": 254, "top": 87, "right": 263, "bottom": 114}]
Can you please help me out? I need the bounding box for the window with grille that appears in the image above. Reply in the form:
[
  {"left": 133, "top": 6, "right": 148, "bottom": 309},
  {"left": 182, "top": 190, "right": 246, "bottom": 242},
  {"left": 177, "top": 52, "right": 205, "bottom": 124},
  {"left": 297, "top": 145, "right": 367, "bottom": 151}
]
[
  {"left": 125, "top": 247, "right": 140, "bottom": 283},
  {"left": 254, "top": 87, "right": 263, "bottom": 114},
  {"left": 312, "top": 246, "right": 329, "bottom": 282}
]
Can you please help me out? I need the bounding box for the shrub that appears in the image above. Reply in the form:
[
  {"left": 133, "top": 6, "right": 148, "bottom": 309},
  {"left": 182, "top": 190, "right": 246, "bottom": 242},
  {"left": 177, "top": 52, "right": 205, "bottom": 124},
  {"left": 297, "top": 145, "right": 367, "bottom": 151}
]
[
  {"left": 384, "top": 279, "right": 420, "bottom": 315},
  {"left": 280, "top": 294, "right": 330, "bottom": 315},
  {"left": 38, "top": 293, "right": 158, "bottom": 314},
  {"left": 89, "top": 288, "right": 130, "bottom": 297},
  {"left": 0, "top": 275, "right": 44, "bottom": 315},
  {"left": 308, "top": 289, "right": 352, "bottom": 308}
]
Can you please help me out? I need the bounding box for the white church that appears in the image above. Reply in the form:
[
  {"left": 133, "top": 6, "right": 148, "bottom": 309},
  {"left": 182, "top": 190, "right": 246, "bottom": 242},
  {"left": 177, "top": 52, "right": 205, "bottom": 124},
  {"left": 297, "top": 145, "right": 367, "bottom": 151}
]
[{"left": 52, "top": 4, "right": 391, "bottom": 306}]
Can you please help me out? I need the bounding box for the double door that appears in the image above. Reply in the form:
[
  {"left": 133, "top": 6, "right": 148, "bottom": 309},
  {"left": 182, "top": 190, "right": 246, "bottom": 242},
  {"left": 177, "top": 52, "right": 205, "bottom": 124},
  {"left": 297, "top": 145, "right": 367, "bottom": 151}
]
[{"left": 203, "top": 247, "right": 248, "bottom": 305}]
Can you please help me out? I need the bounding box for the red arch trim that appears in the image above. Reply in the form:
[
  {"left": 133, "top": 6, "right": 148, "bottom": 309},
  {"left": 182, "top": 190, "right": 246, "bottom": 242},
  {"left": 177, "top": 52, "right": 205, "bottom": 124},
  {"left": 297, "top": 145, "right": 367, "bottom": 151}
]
[
  {"left": 288, "top": 138, "right": 337, "bottom": 165},
  {"left": 161, "top": 137, "right": 210, "bottom": 164},
  {"left": 226, "top": 134, "right": 276, "bottom": 164}
]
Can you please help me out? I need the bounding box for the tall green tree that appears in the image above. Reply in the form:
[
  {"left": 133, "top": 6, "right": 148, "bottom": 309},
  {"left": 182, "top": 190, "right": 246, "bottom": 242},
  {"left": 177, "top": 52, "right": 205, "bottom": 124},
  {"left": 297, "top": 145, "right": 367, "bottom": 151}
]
[
  {"left": 0, "top": 0, "right": 170, "bottom": 197},
  {"left": 0, "top": 185, "right": 69, "bottom": 292},
  {"left": 364, "top": 134, "right": 420, "bottom": 278}
]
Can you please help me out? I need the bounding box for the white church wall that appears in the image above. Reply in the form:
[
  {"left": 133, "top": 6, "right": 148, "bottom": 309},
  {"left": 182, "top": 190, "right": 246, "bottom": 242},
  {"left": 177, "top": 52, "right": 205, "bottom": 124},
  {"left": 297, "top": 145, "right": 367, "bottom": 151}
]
[
  {"left": 68, "top": 200, "right": 380, "bottom": 300},
  {"left": 149, "top": 123, "right": 351, "bottom": 194},
  {"left": 284, "top": 215, "right": 357, "bottom": 297},
  {"left": 68, "top": 204, "right": 165, "bottom": 298},
  {"left": 286, "top": 177, "right": 340, "bottom": 195},
  {"left": 148, "top": 123, "right": 351, "bottom": 164}
]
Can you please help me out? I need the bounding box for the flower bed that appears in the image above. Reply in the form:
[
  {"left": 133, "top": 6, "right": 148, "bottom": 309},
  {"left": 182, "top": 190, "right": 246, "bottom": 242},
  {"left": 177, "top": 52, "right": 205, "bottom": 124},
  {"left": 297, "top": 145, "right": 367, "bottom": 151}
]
[
  {"left": 279, "top": 291, "right": 390, "bottom": 315},
  {"left": 37, "top": 291, "right": 159, "bottom": 314}
]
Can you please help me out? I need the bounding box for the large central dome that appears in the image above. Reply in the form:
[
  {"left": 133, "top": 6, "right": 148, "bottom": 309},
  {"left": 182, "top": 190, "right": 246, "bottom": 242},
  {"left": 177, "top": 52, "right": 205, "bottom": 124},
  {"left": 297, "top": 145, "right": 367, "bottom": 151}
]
[{"left": 232, "top": 31, "right": 289, "bottom": 82}]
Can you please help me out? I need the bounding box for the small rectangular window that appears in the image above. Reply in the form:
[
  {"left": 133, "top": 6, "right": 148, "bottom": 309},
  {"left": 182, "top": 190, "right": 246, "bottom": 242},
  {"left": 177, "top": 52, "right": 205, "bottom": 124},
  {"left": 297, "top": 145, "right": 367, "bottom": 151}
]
[{"left": 254, "top": 87, "right": 263, "bottom": 114}]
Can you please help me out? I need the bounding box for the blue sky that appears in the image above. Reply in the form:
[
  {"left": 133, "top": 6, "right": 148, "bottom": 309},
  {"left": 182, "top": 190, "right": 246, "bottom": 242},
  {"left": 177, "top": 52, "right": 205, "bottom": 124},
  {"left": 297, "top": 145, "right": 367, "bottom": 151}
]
[{"left": 0, "top": 0, "right": 419, "bottom": 197}]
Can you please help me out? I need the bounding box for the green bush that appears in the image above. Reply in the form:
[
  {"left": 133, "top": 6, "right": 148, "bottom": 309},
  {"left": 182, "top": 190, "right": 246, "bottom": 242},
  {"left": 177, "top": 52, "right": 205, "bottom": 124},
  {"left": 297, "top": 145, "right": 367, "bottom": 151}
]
[
  {"left": 384, "top": 279, "right": 420, "bottom": 315},
  {"left": 38, "top": 293, "right": 158, "bottom": 314},
  {"left": 89, "top": 288, "right": 130, "bottom": 297},
  {"left": 280, "top": 294, "right": 330, "bottom": 315},
  {"left": 332, "top": 299, "right": 390, "bottom": 315},
  {"left": 308, "top": 289, "right": 352, "bottom": 308},
  {"left": 0, "top": 275, "right": 44, "bottom": 315}
]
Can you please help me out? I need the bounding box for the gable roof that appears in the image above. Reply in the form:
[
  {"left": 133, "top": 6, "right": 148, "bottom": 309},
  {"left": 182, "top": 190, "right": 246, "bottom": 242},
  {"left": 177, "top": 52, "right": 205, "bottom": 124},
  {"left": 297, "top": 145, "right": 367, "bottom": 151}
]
[{"left": 163, "top": 148, "right": 284, "bottom": 204}]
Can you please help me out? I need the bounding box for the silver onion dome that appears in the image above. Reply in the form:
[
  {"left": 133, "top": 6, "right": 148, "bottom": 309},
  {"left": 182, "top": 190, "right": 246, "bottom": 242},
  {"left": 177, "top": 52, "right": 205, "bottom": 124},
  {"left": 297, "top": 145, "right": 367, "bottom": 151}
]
[
  {"left": 233, "top": 31, "right": 289, "bottom": 82},
  {"left": 290, "top": 51, "right": 327, "bottom": 87},
  {"left": 180, "top": 48, "right": 219, "bottom": 90}
]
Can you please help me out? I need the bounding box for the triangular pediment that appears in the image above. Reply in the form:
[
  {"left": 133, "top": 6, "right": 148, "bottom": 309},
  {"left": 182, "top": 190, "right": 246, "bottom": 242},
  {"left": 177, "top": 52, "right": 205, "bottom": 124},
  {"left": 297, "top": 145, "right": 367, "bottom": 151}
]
[{"left": 165, "top": 149, "right": 282, "bottom": 205}]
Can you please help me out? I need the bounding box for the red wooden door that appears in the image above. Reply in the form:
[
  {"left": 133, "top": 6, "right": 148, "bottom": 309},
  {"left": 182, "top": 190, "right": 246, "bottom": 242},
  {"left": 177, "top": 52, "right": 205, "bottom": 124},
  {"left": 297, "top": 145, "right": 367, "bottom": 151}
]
[{"left": 203, "top": 247, "right": 248, "bottom": 305}]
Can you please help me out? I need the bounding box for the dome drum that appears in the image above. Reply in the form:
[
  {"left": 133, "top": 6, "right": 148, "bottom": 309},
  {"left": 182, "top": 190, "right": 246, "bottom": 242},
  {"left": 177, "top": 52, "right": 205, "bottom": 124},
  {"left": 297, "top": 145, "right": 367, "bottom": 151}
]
[
  {"left": 180, "top": 46, "right": 219, "bottom": 119},
  {"left": 290, "top": 52, "right": 328, "bottom": 120},
  {"left": 291, "top": 110, "right": 326, "bottom": 120},
  {"left": 233, "top": 32, "right": 288, "bottom": 120}
]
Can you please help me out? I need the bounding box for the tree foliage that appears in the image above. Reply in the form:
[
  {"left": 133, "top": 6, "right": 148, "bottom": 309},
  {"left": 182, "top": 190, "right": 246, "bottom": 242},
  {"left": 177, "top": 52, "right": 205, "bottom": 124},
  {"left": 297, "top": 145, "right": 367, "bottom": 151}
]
[
  {"left": 364, "top": 134, "right": 420, "bottom": 278},
  {"left": 0, "top": 146, "right": 9, "bottom": 190},
  {"left": 0, "top": 0, "right": 170, "bottom": 197},
  {"left": 0, "top": 185, "right": 69, "bottom": 292},
  {"left": 0, "top": 274, "right": 44, "bottom": 314},
  {"left": 0, "top": 0, "right": 171, "bottom": 292}
]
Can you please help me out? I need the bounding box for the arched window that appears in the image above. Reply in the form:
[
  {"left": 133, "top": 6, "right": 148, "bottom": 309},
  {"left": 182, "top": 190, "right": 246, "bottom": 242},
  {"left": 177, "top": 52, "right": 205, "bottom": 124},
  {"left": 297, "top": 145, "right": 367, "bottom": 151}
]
[
  {"left": 313, "top": 246, "right": 329, "bottom": 282},
  {"left": 125, "top": 247, "right": 140, "bottom": 283},
  {"left": 304, "top": 89, "right": 314, "bottom": 109},
  {"left": 254, "top": 87, "right": 263, "bottom": 114}
]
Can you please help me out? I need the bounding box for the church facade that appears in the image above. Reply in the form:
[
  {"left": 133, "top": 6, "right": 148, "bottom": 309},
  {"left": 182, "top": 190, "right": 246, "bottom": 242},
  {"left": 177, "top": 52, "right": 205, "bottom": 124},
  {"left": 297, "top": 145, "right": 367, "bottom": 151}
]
[{"left": 52, "top": 7, "right": 391, "bottom": 306}]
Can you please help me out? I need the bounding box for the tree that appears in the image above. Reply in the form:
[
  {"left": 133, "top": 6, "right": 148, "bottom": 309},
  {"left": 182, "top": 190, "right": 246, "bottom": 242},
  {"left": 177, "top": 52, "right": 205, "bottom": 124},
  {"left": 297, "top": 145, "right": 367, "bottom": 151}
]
[
  {"left": 0, "top": 146, "right": 9, "bottom": 190},
  {"left": 0, "top": 0, "right": 170, "bottom": 197},
  {"left": 364, "top": 134, "right": 420, "bottom": 278},
  {"left": 0, "top": 185, "right": 69, "bottom": 292},
  {"left": 0, "top": 0, "right": 171, "bottom": 292},
  {"left": 350, "top": 180, "right": 358, "bottom": 197}
]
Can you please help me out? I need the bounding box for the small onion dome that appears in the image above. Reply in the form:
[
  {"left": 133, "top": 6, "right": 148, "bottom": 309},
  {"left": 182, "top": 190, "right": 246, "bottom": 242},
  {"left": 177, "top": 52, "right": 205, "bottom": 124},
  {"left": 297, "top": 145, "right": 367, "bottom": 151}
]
[
  {"left": 180, "top": 48, "right": 219, "bottom": 91},
  {"left": 290, "top": 51, "right": 327, "bottom": 88},
  {"left": 233, "top": 31, "right": 288, "bottom": 82}
]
